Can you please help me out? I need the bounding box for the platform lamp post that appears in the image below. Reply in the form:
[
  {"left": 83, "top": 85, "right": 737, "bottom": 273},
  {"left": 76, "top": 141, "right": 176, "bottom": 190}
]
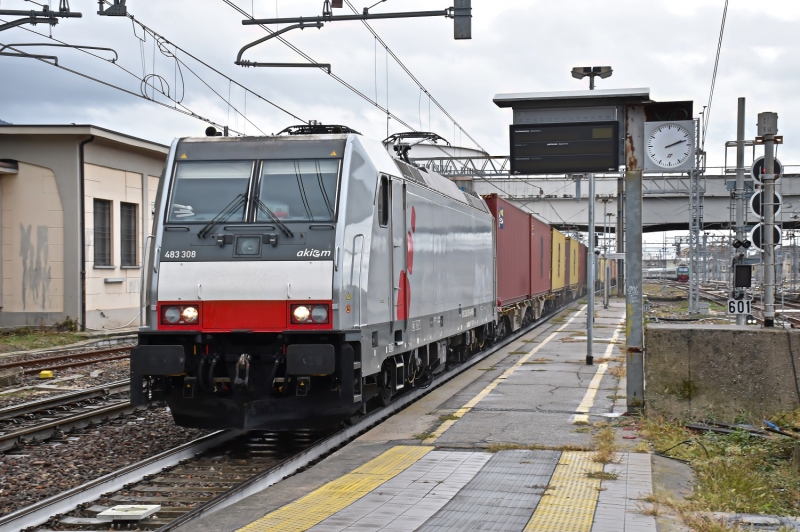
[{"left": 571, "top": 66, "right": 613, "bottom": 90}]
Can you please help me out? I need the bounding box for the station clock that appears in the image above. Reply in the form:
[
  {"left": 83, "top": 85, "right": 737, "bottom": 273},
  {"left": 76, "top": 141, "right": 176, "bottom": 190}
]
[{"left": 644, "top": 120, "right": 696, "bottom": 173}]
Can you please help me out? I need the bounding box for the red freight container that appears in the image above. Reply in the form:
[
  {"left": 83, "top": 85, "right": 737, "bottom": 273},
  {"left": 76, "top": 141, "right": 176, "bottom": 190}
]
[
  {"left": 578, "top": 242, "right": 588, "bottom": 288},
  {"left": 483, "top": 194, "right": 531, "bottom": 306},
  {"left": 529, "top": 214, "right": 552, "bottom": 297}
]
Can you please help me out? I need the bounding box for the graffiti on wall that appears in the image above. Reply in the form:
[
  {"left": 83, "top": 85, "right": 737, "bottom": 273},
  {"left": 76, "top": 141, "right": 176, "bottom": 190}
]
[{"left": 20, "top": 224, "right": 52, "bottom": 311}]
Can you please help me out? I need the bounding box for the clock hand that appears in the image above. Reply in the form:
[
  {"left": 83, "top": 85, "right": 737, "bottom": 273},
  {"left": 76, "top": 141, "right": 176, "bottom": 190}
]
[{"left": 664, "top": 139, "right": 687, "bottom": 148}]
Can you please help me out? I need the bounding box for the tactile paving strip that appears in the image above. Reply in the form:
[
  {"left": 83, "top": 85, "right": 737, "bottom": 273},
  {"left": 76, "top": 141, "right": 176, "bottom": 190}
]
[
  {"left": 524, "top": 451, "right": 603, "bottom": 532},
  {"left": 417, "top": 449, "right": 561, "bottom": 532},
  {"left": 309, "top": 450, "right": 491, "bottom": 532},
  {"left": 237, "top": 446, "right": 432, "bottom": 532}
]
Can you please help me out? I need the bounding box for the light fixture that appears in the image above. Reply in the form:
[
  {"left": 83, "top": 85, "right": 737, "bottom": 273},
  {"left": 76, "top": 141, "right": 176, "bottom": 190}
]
[{"left": 571, "top": 66, "right": 613, "bottom": 90}]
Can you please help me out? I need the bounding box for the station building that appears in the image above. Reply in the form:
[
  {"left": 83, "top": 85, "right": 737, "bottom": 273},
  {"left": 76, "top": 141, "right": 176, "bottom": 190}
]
[{"left": 0, "top": 125, "right": 168, "bottom": 330}]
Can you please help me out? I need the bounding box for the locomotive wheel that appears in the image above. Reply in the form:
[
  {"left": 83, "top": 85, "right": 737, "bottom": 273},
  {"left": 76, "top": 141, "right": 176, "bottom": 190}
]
[
  {"left": 496, "top": 317, "right": 508, "bottom": 340},
  {"left": 378, "top": 361, "right": 393, "bottom": 406}
]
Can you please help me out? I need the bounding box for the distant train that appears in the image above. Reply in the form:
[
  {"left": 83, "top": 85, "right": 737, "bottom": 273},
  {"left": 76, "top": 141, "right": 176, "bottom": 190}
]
[
  {"left": 131, "top": 125, "right": 614, "bottom": 431},
  {"left": 644, "top": 264, "right": 689, "bottom": 282}
]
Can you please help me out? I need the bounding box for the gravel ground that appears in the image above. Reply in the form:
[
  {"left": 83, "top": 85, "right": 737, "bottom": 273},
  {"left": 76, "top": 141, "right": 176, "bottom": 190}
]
[
  {"left": 0, "top": 359, "right": 132, "bottom": 408},
  {"left": 0, "top": 407, "right": 209, "bottom": 517}
]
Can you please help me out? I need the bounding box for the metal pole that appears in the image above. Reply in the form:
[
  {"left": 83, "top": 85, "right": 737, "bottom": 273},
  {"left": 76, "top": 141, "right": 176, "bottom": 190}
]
[
  {"left": 587, "top": 172, "right": 595, "bottom": 365},
  {"left": 760, "top": 111, "right": 778, "bottom": 327},
  {"left": 603, "top": 200, "right": 609, "bottom": 309},
  {"left": 617, "top": 175, "right": 625, "bottom": 297},
  {"left": 625, "top": 168, "right": 643, "bottom": 408},
  {"left": 735, "top": 98, "right": 746, "bottom": 324}
]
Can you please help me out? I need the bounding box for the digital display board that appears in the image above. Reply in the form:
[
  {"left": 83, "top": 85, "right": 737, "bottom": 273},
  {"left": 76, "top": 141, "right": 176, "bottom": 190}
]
[{"left": 509, "top": 121, "right": 620, "bottom": 175}]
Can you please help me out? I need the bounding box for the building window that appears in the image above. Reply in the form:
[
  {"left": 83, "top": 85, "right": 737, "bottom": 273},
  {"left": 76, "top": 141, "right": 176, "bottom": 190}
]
[
  {"left": 94, "top": 199, "right": 112, "bottom": 266},
  {"left": 121, "top": 202, "right": 138, "bottom": 267}
]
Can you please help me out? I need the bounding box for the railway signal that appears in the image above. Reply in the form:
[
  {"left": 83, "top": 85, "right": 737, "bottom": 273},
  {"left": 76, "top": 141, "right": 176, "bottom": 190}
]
[{"left": 750, "top": 223, "right": 781, "bottom": 252}]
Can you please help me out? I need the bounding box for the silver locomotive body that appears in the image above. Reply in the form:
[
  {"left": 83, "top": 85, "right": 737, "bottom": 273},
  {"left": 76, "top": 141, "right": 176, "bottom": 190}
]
[{"left": 132, "top": 133, "right": 496, "bottom": 430}]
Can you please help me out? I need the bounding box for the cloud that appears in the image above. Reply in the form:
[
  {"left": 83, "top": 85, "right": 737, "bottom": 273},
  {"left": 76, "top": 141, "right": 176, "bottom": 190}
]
[{"left": 0, "top": 0, "right": 799, "bottom": 167}]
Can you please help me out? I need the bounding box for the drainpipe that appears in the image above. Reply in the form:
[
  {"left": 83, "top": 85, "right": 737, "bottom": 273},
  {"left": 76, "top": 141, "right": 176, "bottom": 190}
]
[{"left": 79, "top": 136, "right": 95, "bottom": 331}]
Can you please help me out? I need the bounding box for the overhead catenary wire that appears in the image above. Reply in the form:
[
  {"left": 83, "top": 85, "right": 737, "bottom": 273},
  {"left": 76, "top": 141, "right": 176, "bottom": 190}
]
[
  {"left": 343, "top": 0, "right": 485, "bottom": 152},
  {"left": 3, "top": 6, "right": 307, "bottom": 131},
  {"left": 223, "top": 0, "right": 416, "bottom": 132},
  {"left": 701, "top": 0, "right": 729, "bottom": 151},
  {"left": 0, "top": 41, "right": 242, "bottom": 134}
]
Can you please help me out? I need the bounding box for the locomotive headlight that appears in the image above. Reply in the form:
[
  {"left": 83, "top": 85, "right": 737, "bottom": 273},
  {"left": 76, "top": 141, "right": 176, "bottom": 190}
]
[
  {"left": 292, "top": 305, "right": 311, "bottom": 323},
  {"left": 181, "top": 306, "right": 199, "bottom": 324},
  {"left": 311, "top": 305, "right": 329, "bottom": 323},
  {"left": 164, "top": 306, "right": 181, "bottom": 324}
]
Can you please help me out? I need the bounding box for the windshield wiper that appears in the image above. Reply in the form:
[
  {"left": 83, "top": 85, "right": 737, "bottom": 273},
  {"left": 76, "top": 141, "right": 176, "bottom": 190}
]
[
  {"left": 197, "top": 194, "right": 248, "bottom": 239},
  {"left": 256, "top": 199, "right": 294, "bottom": 238}
]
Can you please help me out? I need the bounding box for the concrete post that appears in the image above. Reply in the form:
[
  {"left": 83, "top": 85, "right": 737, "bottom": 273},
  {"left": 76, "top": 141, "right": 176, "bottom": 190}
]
[{"left": 617, "top": 176, "right": 624, "bottom": 297}]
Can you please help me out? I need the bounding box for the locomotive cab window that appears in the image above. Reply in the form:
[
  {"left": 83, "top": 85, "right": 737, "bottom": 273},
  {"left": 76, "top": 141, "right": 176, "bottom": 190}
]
[
  {"left": 167, "top": 161, "right": 253, "bottom": 223},
  {"left": 257, "top": 159, "right": 340, "bottom": 222},
  {"left": 378, "top": 175, "right": 389, "bottom": 227}
]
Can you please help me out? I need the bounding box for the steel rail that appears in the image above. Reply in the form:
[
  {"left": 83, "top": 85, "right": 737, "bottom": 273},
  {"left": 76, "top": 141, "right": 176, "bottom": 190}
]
[
  {"left": 0, "top": 398, "right": 137, "bottom": 452},
  {"left": 4, "top": 299, "right": 583, "bottom": 532},
  {"left": 19, "top": 354, "right": 130, "bottom": 375},
  {"left": 0, "top": 379, "right": 129, "bottom": 420},
  {"left": 0, "top": 346, "right": 131, "bottom": 371},
  {"left": 0, "top": 431, "right": 241, "bottom": 531}
]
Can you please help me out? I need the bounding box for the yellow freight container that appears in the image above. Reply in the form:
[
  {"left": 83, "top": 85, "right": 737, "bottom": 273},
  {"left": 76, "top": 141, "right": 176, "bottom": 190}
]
[
  {"left": 550, "top": 228, "right": 566, "bottom": 291},
  {"left": 598, "top": 258, "right": 606, "bottom": 283},
  {"left": 567, "top": 237, "right": 580, "bottom": 288}
]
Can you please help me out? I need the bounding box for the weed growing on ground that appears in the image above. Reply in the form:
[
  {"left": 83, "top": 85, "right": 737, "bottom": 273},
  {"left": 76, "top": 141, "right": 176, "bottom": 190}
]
[
  {"left": 477, "top": 367, "right": 497, "bottom": 371},
  {"left": 592, "top": 423, "right": 618, "bottom": 464},
  {"left": 412, "top": 431, "right": 433, "bottom": 440},
  {"left": 638, "top": 413, "right": 800, "bottom": 516},
  {"left": 608, "top": 365, "right": 627, "bottom": 379},
  {"left": 438, "top": 414, "right": 459, "bottom": 422},
  {"left": 586, "top": 471, "right": 618, "bottom": 481},
  {"left": 523, "top": 358, "right": 552, "bottom": 365},
  {"left": 485, "top": 443, "right": 591, "bottom": 453},
  {"left": 508, "top": 350, "right": 528, "bottom": 355}
]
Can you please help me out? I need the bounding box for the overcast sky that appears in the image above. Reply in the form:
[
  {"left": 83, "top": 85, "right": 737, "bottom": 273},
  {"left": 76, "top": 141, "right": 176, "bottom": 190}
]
[{"left": 1, "top": 0, "right": 798, "bottom": 169}]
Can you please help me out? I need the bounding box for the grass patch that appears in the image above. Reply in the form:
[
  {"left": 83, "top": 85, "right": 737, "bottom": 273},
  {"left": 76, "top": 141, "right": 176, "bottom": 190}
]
[
  {"left": 592, "top": 423, "right": 618, "bottom": 464},
  {"left": 521, "top": 339, "right": 540, "bottom": 343},
  {"left": 438, "top": 414, "right": 459, "bottom": 422},
  {"left": 508, "top": 350, "right": 528, "bottom": 355},
  {"left": 573, "top": 427, "right": 590, "bottom": 433},
  {"left": 607, "top": 395, "right": 626, "bottom": 400},
  {"left": 0, "top": 328, "right": 84, "bottom": 353},
  {"left": 523, "top": 357, "right": 552, "bottom": 365},
  {"left": 638, "top": 413, "right": 800, "bottom": 516},
  {"left": 412, "top": 431, "right": 434, "bottom": 440},
  {"left": 477, "top": 366, "right": 497, "bottom": 371},
  {"left": 586, "top": 470, "right": 618, "bottom": 481},
  {"left": 485, "top": 442, "right": 591, "bottom": 453},
  {"left": 608, "top": 365, "right": 627, "bottom": 379}
]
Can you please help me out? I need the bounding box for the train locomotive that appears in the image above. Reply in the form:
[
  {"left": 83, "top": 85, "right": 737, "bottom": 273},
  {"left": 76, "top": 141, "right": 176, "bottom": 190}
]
[{"left": 131, "top": 126, "right": 597, "bottom": 431}]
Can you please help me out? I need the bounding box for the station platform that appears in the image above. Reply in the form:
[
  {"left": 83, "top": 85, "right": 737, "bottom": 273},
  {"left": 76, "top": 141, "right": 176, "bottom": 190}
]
[{"left": 179, "top": 299, "right": 656, "bottom": 532}]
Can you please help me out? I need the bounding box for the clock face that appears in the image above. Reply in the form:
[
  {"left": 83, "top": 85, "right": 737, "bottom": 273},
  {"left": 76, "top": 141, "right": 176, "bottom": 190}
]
[{"left": 646, "top": 123, "right": 693, "bottom": 168}]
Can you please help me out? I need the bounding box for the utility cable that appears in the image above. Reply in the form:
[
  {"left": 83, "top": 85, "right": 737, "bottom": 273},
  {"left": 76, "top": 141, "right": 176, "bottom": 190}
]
[
  {"left": 223, "top": 0, "right": 416, "bottom": 132},
  {"left": 2, "top": 16, "right": 290, "bottom": 133},
  {"left": 343, "top": 0, "right": 485, "bottom": 152},
  {"left": 97, "top": 0, "right": 306, "bottom": 125},
  {"left": 701, "top": 0, "right": 728, "bottom": 150},
  {"left": 0, "top": 41, "right": 243, "bottom": 134}
]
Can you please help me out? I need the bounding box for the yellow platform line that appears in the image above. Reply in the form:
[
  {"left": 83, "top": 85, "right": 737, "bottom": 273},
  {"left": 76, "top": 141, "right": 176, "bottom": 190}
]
[
  {"left": 238, "top": 446, "right": 432, "bottom": 532},
  {"left": 573, "top": 315, "right": 625, "bottom": 424},
  {"left": 424, "top": 306, "right": 587, "bottom": 444},
  {"left": 524, "top": 451, "right": 603, "bottom": 532}
]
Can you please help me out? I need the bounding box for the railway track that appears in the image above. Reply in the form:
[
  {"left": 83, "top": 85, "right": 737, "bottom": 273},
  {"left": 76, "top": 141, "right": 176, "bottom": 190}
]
[
  {"left": 0, "top": 346, "right": 132, "bottom": 376},
  {"left": 656, "top": 280, "right": 800, "bottom": 327},
  {"left": 0, "top": 380, "right": 133, "bottom": 452},
  {"left": 0, "top": 300, "right": 585, "bottom": 532}
]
